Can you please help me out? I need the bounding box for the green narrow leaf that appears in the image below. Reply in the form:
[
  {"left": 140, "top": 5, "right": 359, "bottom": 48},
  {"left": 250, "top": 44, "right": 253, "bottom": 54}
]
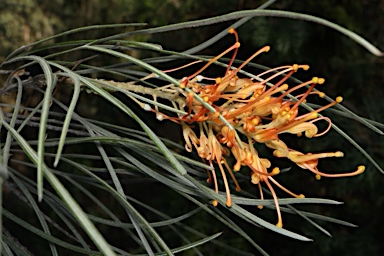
[
  {"left": 3, "top": 55, "right": 55, "bottom": 202},
  {"left": 0, "top": 121, "right": 116, "bottom": 256},
  {"left": 182, "top": 173, "right": 312, "bottom": 241},
  {"left": 61, "top": 157, "right": 174, "bottom": 255},
  {"left": 5, "top": 23, "right": 147, "bottom": 60},
  {"left": 3, "top": 209, "right": 101, "bottom": 255},
  {"left": 54, "top": 73, "right": 81, "bottom": 167},
  {"left": 108, "top": 9, "right": 383, "bottom": 56},
  {"left": 165, "top": 232, "right": 222, "bottom": 255},
  {"left": 9, "top": 172, "right": 59, "bottom": 255}
]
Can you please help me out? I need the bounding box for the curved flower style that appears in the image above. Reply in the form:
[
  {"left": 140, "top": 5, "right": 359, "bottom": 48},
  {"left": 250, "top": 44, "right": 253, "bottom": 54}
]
[{"left": 145, "top": 28, "right": 365, "bottom": 228}]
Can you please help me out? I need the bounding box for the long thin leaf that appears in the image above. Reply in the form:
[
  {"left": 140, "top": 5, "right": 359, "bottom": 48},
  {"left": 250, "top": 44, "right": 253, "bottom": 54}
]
[
  {"left": 3, "top": 209, "right": 101, "bottom": 255},
  {"left": 3, "top": 56, "right": 55, "bottom": 201},
  {"left": 60, "top": 157, "right": 174, "bottom": 255},
  {"left": 93, "top": 10, "right": 382, "bottom": 56},
  {"left": 4, "top": 23, "right": 147, "bottom": 60},
  {"left": 53, "top": 73, "right": 81, "bottom": 167},
  {"left": 0, "top": 121, "right": 116, "bottom": 256}
]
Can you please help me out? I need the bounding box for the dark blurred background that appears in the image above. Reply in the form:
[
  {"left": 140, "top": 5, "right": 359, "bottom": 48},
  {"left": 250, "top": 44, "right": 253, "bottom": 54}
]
[{"left": 1, "top": 0, "right": 383, "bottom": 255}]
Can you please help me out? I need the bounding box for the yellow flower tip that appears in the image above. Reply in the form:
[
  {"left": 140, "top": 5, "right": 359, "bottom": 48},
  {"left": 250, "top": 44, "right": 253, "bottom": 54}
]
[
  {"left": 301, "top": 65, "right": 310, "bottom": 70},
  {"left": 292, "top": 64, "right": 299, "bottom": 71},
  {"left": 251, "top": 118, "right": 259, "bottom": 125},
  {"left": 263, "top": 45, "right": 271, "bottom": 52},
  {"left": 213, "top": 111, "right": 220, "bottom": 118},
  {"left": 318, "top": 78, "right": 325, "bottom": 84},
  {"left": 234, "top": 162, "right": 241, "bottom": 172},
  {"left": 336, "top": 96, "right": 343, "bottom": 103},
  {"left": 235, "top": 187, "right": 241, "bottom": 192},
  {"left": 297, "top": 194, "right": 305, "bottom": 198},
  {"left": 215, "top": 77, "right": 222, "bottom": 83},
  {"left": 212, "top": 200, "right": 218, "bottom": 207},
  {"left": 228, "top": 27, "right": 235, "bottom": 34},
  {"left": 297, "top": 132, "right": 302, "bottom": 137},
  {"left": 257, "top": 205, "right": 264, "bottom": 209},
  {"left": 335, "top": 151, "right": 344, "bottom": 157},
  {"left": 312, "top": 77, "right": 319, "bottom": 84},
  {"left": 357, "top": 165, "right": 366, "bottom": 174},
  {"left": 251, "top": 173, "right": 260, "bottom": 184},
  {"left": 281, "top": 84, "right": 289, "bottom": 90},
  {"left": 315, "top": 174, "right": 321, "bottom": 180},
  {"left": 271, "top": 167, "right": 280, "bottom": 175},
  {"left": 226, "top": 199, "right": 232, "bottom": 207},
  {"left": 203, "top": 96, "right": 209, "bottom": 102},
  {"left": 179, "top": 83, "right": 186, "bottom": 89},
  {"left": 319, "top": 92, "right": 325, "bottom": 98},
  {"left": 309, "top": 112, "right": 318, "bottom": 119},
  {"left": 234, "top": 42, "right": 241, "bottom": 48},
  {"left": 276, "top": 221, "right": 283, "bottom": 228}
]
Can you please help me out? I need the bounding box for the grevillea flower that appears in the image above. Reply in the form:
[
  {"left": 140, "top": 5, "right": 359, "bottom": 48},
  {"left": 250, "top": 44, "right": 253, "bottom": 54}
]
[{"left": 143, "top": 28, "right": 365, "bottom": 228}]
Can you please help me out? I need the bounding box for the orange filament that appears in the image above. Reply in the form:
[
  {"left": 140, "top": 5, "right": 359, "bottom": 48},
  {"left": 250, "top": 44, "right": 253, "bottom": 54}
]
[
  {"left": 314, "top": 96, "right": 343, "bottom": 113},
  {"left": 303, "top": 164, "right": 365, "bottom": 179},
  {"left": 268, "top": 176, "right": 305, "bottom": 198},
  {"left": 221, "top": 46, "right": 271, "bottom": 84},
  {"left": 290, "top": 77, "right": 324, "bottom": 111},
  {"left": 225, "top": 28, "right": 240, "bottom": 75},
  {"left": 256, "top": 64, "right": 309, "bottom": 99},
  {"left": 308, "top": 116, "right": 332, "bottom": 137},
  {"left": 277, "top": 79, "right": 315, "bottom": 102},
  {"left": 185, "top": 92, "right": 195, "bottom": 117},
  {"left": 257, "top": 182, "right": 264, "bottom": 209},
  {"left": 187, "top": 42, "right": 240, "bottom": 80},
  {"left": 217, "top": 161, "right": 232, "bottom": 207},
  {"left": 223, "top": 159, "right": 241, "bottom": 192},
  {"left": 255, "top": 65, "right": 294, "bottom": 79},
  {"left": 259, "top": 67, "right": 295, "bottom": 88},
  {"left": 162, "top": 60, "right": 203, "bottom": 73},
  {"left": 247, "top": 163, "right": 278, "bottom": 177},
  {"left": 263, "top": 177, "right": 283, "bottom": 228},
  {"left": 210, "top": 162, "right": 219, "bottom": 194},
  {"left": 236, "top": 46, "right": 270, "bottom": 72}
]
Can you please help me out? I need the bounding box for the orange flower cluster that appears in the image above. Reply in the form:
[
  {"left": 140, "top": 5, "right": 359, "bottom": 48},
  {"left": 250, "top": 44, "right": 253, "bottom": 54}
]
[{"left": 149, "top": 28, "right": 364, "bottom": 228}]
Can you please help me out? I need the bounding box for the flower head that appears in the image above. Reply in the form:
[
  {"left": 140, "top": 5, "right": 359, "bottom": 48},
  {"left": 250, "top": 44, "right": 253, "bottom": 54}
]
[{"left": 146, "top": 28, "right": 364, "bottom": 227}]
